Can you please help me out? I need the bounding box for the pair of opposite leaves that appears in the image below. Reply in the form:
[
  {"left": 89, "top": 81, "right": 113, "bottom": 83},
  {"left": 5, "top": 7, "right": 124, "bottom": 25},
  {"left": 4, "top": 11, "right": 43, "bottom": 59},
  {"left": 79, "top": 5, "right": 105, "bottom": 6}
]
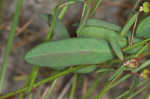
[{"left": 25, "top": 15, "right": 150, "bottom": 73}]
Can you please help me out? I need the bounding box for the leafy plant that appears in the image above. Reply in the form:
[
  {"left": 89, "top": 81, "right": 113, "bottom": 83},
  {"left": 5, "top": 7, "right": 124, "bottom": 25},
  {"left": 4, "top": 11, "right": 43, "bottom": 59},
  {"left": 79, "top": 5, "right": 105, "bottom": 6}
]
[{"left": 1, "top": 0, "right": 150, "bottom": 99}]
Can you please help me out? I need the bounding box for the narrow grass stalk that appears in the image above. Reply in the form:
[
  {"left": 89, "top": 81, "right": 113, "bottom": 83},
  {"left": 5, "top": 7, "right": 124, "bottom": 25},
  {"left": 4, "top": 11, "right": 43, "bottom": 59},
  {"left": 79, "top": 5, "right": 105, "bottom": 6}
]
[
  {"left": 90, "top": 0, "right": 102, "bottom": 17},
  {"left": 45, "top": 79, "right": 58, "bottom": 99},
  {"left": 77, "top": 0, "right": 92, "bottom": 33},
  {"left": 123, "top": 37, "right": 150, "bottom": 51},
  {"left": 116, "top": 91, "right": 129, "bottom": 99},
  {"left": 69, "top": 74, "right": 78, "bottom": 99},
  {"left": 0, "top": 0, "right": 24, "bottom": 93},
  {"left": 58, "top": 5, "right": 69, "bottom": 19},
  {"left": 98, "top": 65, "right": 126, "bottom": 99},
  {"left": 135, "top": 44, "right": 148, "bottom": 57},
  {"left": 120, "top": 13, "right": 138, "bottom": 36},
  {"left": 82, "top": 73, "right": 104, "bottom": 99},
  {"left": 127, "top": 83, "right": 150, "bottom": 99},
  {"left": 116, "top": 80, "right": 148, "bottom": 99},
  {"left": 18, "top": 65, "right": 39, "bottom": 99},
  {"left": 0, "top": 65, "right": 91, "bottom": 99}
]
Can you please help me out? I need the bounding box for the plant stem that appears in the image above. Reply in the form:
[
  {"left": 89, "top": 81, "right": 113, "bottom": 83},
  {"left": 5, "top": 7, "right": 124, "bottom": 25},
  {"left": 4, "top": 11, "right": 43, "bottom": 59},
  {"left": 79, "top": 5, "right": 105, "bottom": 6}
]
[
  {"left": 123, "top": 37, "right": 150, "bottom": 51},
  {"left": 98, "top": 66, "right": 126, "bottom": 99},
  {"left": 90, "top": 0, "right": 102, "bottom": 17},
  {"left": 69, "top": 74, "right": 78, "bottom": 99},
  {"left": 45, "top": 79, "right": 58, "bottom": 99},
  {"left": 77, "top": 0, "right": 92, "bottom": 34},
  {"left": 0, "top": 0, "right": 24, "bottom": 93},
  {"left": 0, "top": 65, "right": 91, "bottom": 99}
]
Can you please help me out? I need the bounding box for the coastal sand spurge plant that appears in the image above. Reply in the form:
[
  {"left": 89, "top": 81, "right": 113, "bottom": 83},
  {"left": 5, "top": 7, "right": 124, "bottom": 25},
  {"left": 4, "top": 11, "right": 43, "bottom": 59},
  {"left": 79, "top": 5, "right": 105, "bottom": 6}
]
[{"left": 1, "top": 0, "right": 150, "bottom": 99}]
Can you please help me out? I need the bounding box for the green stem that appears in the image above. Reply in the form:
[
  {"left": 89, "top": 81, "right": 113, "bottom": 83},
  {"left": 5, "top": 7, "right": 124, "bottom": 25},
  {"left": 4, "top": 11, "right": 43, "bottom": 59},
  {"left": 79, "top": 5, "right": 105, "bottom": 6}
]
[
  {"left": 120, "top": 13, "right": 138, "bottom": 36},
  {"left": 90, "top": 0, "right": 102, "bottom": 17},
  {"left": 58, "top": 5, "right": 69, "bottom": 19},
  {"left": 0, "top": 0, "right": 24, "bottom": 93},
  {"left": 98, "top": 66, "right": 126, "bottom": 99},
  {"left": 135, "top": 44, "right": 148, "bottom": 57},
  {"left": 123, "top": 37, "right": 150, "bottom": 51},
  {"left": 45, "top": 79, "right": 58, "bottom": 99},
  {"left": 0, "top": 65, "right": 90, "bottom": 99},
  {"left": 77, "top": 0, "right": 92, "bottom": 34},
  {"left": 69, "top": 74, "right": 78, "bottom": 99},
  {"left": 82, "top": 73, "right": 105, "bottom": 99},
  {"left": 127, "top": 82, "right": 150, "bottom": 99},
  {"left": 46, "top": 5, "right": 59, "bottom": 41}
]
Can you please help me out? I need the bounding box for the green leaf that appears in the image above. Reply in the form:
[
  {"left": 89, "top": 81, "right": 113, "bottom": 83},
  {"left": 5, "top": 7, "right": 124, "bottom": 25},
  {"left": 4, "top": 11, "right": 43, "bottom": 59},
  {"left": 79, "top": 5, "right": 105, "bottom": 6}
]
[
  {"left": 78, "top": 26, "right": 127, "bottom": 48},
  {"left": 109, "top": 38, "right": 124, "bottom": 60},
  {"left": 136, "top": 16, "right": 150, "bottom": 38},
  {"left": 121, "top": 13, "right": 138, "bottom": 36},
  {"left": 96, "top": 68, "right": 114, "bottom": 73},
  {"left": 86, "top": 18, "right": 121, "bottom": 32},
  {"left": 25, "top": 38, "right": 113, "bottom": 70},
  {"left": 40, "top": 14, "right": 70, "bottom": 40},
  {"left": 74, "top": 65, "right": 97, "bottom": 73}
]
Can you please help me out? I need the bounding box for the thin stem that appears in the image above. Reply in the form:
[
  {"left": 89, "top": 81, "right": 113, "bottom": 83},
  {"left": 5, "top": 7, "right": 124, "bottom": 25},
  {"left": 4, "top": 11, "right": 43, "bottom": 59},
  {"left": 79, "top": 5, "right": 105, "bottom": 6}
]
[
  {"left": 82, "top": 73, "right": 105, "bottom": 99},
  {"left": 120, "top": 13, "right": 138, "bottom": 36},
  {"left": 98, "top": 66, "right": 126, "bottom": 99},
  {"left": 90, "top": 0, "right": 102, "bottom": 17},
  {"left": 46, "top": 5, "right": 59, "bottom": 41},
  {"left": 0, "top": 0, "right": 24, "bottom": 93},
  {"left": 127, "top": 82, "right": 150, "bottom": 99},
  {"left": 45, "top": 79, "right": 58, "bottom": 99},
  {"left": 77, "top": 0, "right": 92, "bottom": 34},
  {"left": 69, "top": 74, "right": 78, "bottom": 99},
  {"left": 123, "top": 37, "right": 150, "bottom": 52},
  {"left": 0, "top": 65, "right": 91, "bottom": 99}
]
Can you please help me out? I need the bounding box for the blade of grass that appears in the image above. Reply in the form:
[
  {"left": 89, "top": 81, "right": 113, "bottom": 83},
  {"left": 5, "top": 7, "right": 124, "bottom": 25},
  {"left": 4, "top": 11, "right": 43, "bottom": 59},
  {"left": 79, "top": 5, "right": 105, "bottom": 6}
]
[
  {"left": 96, "top": 68, "right": 114, "bottom": 73},
  {"left": 98, "top": 65, "right": 126, "bottom": 99},
  {"left": 116, "top": 80, "right": 147, "bottom": 99},
  {"left": 127, "top": 77, "right": 139, "bottom": 97},
  {"left": 134, "top": 60, "right": 150, "bottom": 73},
  {"left": 69, "top": 74, "right": 78, "bottom": 99},
  {"left": 82, "top": 72, "right": 107, "bottom": 99},
  {"left": 123, "top": 37, "right": 150, "bottom": 52},
  {"left": 45, "top": 79, "right": 58, "bottom": 99},
  {"left": 134, "top": 44, "right": 148, "bottom": 57},
  {"left": 127, "top": 82, "right": 150, "bottom": 99},
  {"left": 108, "top": 65, "right": 126, "bottom": 81},
  {"left": 120, "top": 13, "right": 138, "bottom": 36},
  {"left": 0, "top": 0, "right": 24, "bottom": 93},
  {"left": 90, "top": 0, "right": 102, "bottom": 17},
  {"left": 77, "top": 0, "right": 92, "bottom": 34}
]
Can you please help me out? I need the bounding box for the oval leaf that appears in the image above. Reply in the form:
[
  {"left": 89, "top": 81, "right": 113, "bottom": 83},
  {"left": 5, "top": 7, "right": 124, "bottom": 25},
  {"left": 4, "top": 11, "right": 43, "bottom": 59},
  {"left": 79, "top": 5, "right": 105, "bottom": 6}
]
[
  {"left": 136, "top": 16, "right": 150, "bottom": 38},
  {"left": 78, "top": 26, "right": 127, "bottom": 48},
  {"left": 74, "top": 65, "right": 97, "bottom": 74},
  {"left": 40, "top": 14, "right": 70, "bottom": 40},
  {"left": 86, "top": 18, "right": 121, "bottom": 32},
  {"left": 25, "top": 38, "right": 113, "bottom": 69}
]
